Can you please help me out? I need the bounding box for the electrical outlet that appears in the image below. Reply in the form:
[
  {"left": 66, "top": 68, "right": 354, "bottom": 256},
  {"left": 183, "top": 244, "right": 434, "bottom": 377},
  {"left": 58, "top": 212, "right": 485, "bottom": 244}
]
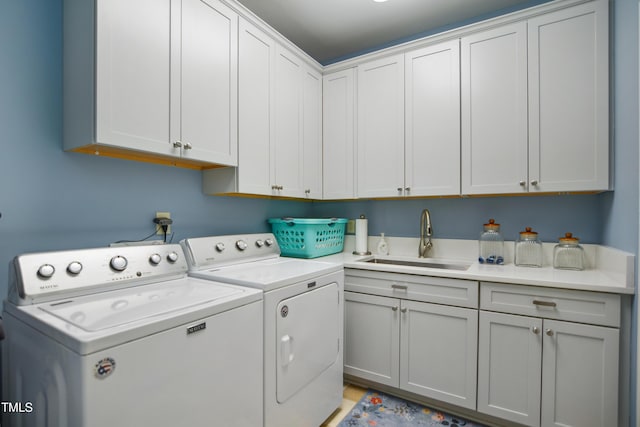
[{"left": 155, "top": 211, "right": 171, "bottom": 235}]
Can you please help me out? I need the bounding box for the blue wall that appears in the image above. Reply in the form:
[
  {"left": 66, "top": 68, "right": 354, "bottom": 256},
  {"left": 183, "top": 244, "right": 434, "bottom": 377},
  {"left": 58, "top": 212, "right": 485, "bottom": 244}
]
[{"left": 1, "top": 0, "right": 638, "bottom": 422}]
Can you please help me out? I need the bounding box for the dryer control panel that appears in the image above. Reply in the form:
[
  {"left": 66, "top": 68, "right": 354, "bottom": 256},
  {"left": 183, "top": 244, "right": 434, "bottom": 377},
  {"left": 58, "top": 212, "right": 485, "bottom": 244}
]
[
  {"left": 181, "top": 233, "right": 280, "bottom": 270},
  {"left": 9, "top": 244, "right": 188, "bottom": 305}
]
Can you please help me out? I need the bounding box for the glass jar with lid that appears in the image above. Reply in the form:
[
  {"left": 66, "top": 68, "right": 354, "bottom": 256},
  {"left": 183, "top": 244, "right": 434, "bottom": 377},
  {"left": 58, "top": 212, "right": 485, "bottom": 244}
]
[
  {"left": 514, "top": 227, "right": 542, "bottom": 267},
  {"left": 553, "top": 233, "right": 584, "bottom": 270},
  {"left": 479, "top": 219, "right": 504, "bottom": 265}
]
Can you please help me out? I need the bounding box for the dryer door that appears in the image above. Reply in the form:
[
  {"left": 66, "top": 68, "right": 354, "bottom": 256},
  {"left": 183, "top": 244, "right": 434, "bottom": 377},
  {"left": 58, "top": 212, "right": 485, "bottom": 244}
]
[{"left": 276, "top": 282, "right": 339, "bottom": 403}]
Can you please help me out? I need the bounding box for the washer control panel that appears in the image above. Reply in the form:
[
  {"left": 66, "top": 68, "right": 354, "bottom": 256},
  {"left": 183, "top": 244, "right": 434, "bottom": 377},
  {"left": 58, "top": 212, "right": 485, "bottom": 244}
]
[
  {"left": 11, "top": 244, "right": 188, "bottom": 305},
  {"left": 181, "top": 233, "right": 281, "bottom": 269}
]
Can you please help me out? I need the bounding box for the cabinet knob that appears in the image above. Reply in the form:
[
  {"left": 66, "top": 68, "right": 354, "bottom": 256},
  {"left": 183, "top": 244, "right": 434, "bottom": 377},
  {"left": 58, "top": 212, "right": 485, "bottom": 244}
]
[
  {"left": 183, "top": 142, "right": 192, "bottom": 150},
  {"left": 400, "top": 307, "right": 408, "bottom": 313},
  {"left": 519, "top": 180, "right": 526, "bottom": 186},
  {"left": 530, "top": 180, "right": 539, "bottom": 186},
  {"left": 397, "top": 187, "right": 403, "bottom": 193},
  {"left": 173, "top": 141, "right": 182, "bottom": 148},
  {"left": 305, "top": 189, "right": 310, "bottom": 195},
  {"left": 532, "top": 326, "right": 540, "bottom": 334},
  {"left": 392, "top": 306, "right": 399, "bottom": 312},
  {"left": 405, "top": 187, "right": 410, "bottom": 193},
  {"left": 278, "top": 185, "right": 284, "bottom": 190},
  {"left": 545, "top": 328, "right": 554, "bottom": 337},
  {"left": 271, "top": 185, "right": 278, "bottom": 190}
]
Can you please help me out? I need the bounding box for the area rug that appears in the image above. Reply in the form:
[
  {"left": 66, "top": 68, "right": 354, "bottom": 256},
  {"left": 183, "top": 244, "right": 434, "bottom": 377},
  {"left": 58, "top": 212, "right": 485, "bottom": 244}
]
[{"left": 337, "top": 389, "right": 488, "bottom": 427}]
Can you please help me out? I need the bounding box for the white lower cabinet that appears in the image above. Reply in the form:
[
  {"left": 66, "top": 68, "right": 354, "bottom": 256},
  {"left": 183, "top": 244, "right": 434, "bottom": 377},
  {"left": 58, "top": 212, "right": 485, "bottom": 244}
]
[
  {"left": 344, "top": 270, "right": 478, "bottom": 410},
  {"left": 478, "top": 283, "right": 620, "bottom": 427}
]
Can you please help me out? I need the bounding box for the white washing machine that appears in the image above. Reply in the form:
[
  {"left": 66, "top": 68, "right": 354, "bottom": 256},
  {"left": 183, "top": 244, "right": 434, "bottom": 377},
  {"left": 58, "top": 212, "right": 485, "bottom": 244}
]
[
  {"left": 2, "top": 244, "right": 263, "bottom": 427},
  {"left": 181, "top": 233, "right": 344, "bottom": 427}
]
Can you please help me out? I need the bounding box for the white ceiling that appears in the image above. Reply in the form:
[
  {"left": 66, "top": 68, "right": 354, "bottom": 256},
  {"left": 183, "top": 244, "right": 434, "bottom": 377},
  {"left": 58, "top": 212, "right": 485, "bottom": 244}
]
[{"left": 235, "top": 0, "right": 547, "bottom": 65}]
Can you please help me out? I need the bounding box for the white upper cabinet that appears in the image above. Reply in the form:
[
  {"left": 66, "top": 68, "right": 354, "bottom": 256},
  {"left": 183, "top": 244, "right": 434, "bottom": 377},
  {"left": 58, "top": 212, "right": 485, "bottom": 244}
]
[
  {"left": 274, "top": 46, "right": 305, "bottom": 198},
  {"left": 235, "top": 18, "right": 275, "bottom": 196},
  {"left": 177, "top": 0, "right": 238, "bottom": 165},
  {"left": 528, "top": 0, "right": 609, "bottom": 192},
  {"left": 461, "top": 22, "right": 528, "bottom": 195},
  {"left": 323, "top": 69, "right": 356, "bottom": 200},
  {"left": 357, "top": 54, "right": 405, "bottom": 198},
  {"left": 302, "top": 67, "right": 323, "bottom": 199},
  {"left": 65, "top": 0, "right": 238, "bottom": 168},
  {"left": 203, "top": 19, "right": 322, "bottom": 198},
  {"left": 461, "top": 0, "right": 608, "bottom": 195},
  {"left": 405, "top": 40, "right": 461, "bottom": 197}
]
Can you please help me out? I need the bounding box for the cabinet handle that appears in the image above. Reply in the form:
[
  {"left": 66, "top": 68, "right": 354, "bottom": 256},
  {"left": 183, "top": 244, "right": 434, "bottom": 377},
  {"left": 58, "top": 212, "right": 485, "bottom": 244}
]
[
  {"left": 305, "top": 189, "right": 310, "bottom": 195},
  {"left": 183, "top": 142, "right": 192, "bottom": 150},
  {"left": 533, "top": 300, "right": 556, "bottom": 308},
  {"left": 391, "top": 284, "right": 408, "bottom": 291},
  {"left": 530, "top": 180, "right": 539, "bottom": 186},
  {"left": 271, "top": 185, "right": 278, "bottom": 190},
  {"left": 405, "top": 187, "right": 410, "bottom": 192},
  {"left": 173, "top": 141, "right": 183, "bottom": 148},
  {"left": 392, "top": 306, "right": 399, "bottom": 312},
  {"left": 519, "top": 180, "right": 526, "bottom": 186},
  {"left": 397, "top": 187, "right": 403, "bottom": 193},
  {"left": 400, "top": 307, "right": 408, "bottom": 313},
  {"left": 532, "top": 326, "right": 540, "bottom": 334},
  {"left": 545, "top": 328, "right": 554, "bottom": 337}
]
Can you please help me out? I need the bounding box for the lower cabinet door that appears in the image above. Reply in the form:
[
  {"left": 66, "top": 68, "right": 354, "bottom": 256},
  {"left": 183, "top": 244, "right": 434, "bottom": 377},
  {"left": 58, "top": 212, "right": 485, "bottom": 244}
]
[
  {"left": 344, "top": 291, "right": 400, "bottom": 386},
  {"left": 400, "top": 300, "right": 478, "bottom": 409},
  {"left": 541, "top": 319, "right": 619, "bottom": 427},
  {"left": 477, "top": 311, "right": 542, "bottom": 426}
]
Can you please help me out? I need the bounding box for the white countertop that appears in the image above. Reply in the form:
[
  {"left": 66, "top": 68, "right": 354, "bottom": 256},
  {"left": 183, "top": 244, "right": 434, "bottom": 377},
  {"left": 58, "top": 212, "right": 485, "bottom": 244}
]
[{"left": 316, "top": 236, "right": 635, "bottom": 295}]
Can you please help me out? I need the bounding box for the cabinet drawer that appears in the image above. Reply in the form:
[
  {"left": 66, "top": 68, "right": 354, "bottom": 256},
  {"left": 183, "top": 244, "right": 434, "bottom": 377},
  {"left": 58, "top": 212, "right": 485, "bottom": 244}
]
[
  {"left": 480, "top": 282, "right": 620, "bottom": 327},
  {"left": 345, "top": 269, "right": 478, "bottom": 308}
]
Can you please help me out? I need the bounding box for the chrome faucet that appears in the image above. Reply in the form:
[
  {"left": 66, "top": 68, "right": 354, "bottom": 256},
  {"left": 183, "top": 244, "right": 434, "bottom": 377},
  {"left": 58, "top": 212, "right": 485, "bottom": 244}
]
[{"left": 419, "top": 209, "right": 433, "bottom": 258}]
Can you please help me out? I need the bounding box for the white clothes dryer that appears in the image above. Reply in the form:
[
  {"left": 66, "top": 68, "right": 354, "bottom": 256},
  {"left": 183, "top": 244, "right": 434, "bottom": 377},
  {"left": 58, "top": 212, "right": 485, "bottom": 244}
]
[
  {"left": 181, "top": 233, "right": 344, "bottom": 427},
  {"left": 2, "top": 244, "right": 263, "bottom": 427}
]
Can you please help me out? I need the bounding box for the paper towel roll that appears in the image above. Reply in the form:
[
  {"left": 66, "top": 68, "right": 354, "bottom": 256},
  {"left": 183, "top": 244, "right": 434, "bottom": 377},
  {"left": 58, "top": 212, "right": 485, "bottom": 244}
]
[{"left": 354, "top": 217, "right": 370, "bottom": 255}]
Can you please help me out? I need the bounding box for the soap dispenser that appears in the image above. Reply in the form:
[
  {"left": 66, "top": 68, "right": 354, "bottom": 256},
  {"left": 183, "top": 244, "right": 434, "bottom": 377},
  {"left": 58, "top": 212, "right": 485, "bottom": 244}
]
[{"left": 377, "top": 233, "right": 389, "bottom": 255}]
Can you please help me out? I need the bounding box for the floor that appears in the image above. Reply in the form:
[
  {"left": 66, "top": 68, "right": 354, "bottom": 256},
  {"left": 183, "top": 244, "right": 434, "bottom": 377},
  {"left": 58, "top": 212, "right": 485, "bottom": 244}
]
[{"left": 321, "top": 384, "right": 368, "bottom": 427}]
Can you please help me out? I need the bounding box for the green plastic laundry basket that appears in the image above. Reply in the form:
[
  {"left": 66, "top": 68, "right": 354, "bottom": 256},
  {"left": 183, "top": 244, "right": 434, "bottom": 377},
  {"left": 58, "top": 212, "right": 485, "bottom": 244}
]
[{"left": 268, "top": 217, "right": 348, "bottom": 258}]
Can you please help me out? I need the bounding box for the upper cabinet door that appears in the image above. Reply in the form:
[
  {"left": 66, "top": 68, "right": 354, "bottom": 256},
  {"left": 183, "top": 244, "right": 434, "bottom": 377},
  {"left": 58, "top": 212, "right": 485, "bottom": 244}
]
[
  {"left": 274, "top": 46, "right": 305, "bottom": 198},
  {"left": 302, "top": 67, "right": 323, "bottom": 199},
  {"left": 357, "top": 54, "right": 405, "bottom": 198},
  {"left": 96, "top": 0, "right": 173, "bottom": 155},
  {"left": 179, "top": 0, "right": 238, "bottom": 165},
  {"left": 323, "top": 68, "right": 356, "bottom": 200},
  {"left": 461, "top": 23, "right": 528, "bottom": 195},
  {"left": 528, "top": 0, "right": 609, "bottom": 192},
  {"left": 237, "top": 18, "right": 275, "bottom": 195},
  {"left": 405, "top": 40, "right": 461, "bottom": 197}
]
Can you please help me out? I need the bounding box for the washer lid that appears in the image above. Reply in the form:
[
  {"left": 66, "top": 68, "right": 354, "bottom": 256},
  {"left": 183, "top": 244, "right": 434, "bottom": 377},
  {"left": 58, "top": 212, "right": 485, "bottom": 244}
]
[
  {"left": 38, "top": 279, "right": 245, "bottom": 332},
  {"left": 192, "top": 258, "right": 341, "bottom": 292}
]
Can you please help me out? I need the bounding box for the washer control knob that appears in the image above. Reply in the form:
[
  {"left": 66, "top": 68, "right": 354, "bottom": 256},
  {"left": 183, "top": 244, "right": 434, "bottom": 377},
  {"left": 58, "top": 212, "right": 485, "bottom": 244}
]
[
  {"left": 149, "top": 253, "right": 162, "bottom": 265},
  {"left": 110, "top": 256, "right": 128, "bottom": 271},
  {"left": 255, "top": 239, "right": 265, "bottom": 248},
  {"left": 215, "top": 242, "right": 226, "bottom": 252},
  {"left": 67, "top": 261, "right": 83, "bottom": 275},
  {"left": 37, "top": 264, "right": 55, "bottom": 278},
  {"left": 236, "top": 240, "right": 248, "bottom": 251},
  {"left": 166, "top": 252, "right": 179, "bottom": 263},
  {"left": 265, "top": 238, "right": 275, "bottom": 247}
]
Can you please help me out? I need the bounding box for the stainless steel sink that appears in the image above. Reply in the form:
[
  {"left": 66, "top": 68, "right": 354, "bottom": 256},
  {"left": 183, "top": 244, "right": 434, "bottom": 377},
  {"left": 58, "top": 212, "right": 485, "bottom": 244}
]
[{"left": 360, "top": 258, "right": 470, "bottom": 271}]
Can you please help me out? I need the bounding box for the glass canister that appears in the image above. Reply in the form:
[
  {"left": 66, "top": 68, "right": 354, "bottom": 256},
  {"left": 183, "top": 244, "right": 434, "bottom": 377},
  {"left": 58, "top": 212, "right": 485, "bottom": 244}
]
[
  {"left": 479, "top": 219, "right": 504, "bottom": 265},
  {"left": 514, "top": 227, "right": 543, "bottom": 267},
  {"left": 553, "top": 233, "right": 584, "bottom": 270}
]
